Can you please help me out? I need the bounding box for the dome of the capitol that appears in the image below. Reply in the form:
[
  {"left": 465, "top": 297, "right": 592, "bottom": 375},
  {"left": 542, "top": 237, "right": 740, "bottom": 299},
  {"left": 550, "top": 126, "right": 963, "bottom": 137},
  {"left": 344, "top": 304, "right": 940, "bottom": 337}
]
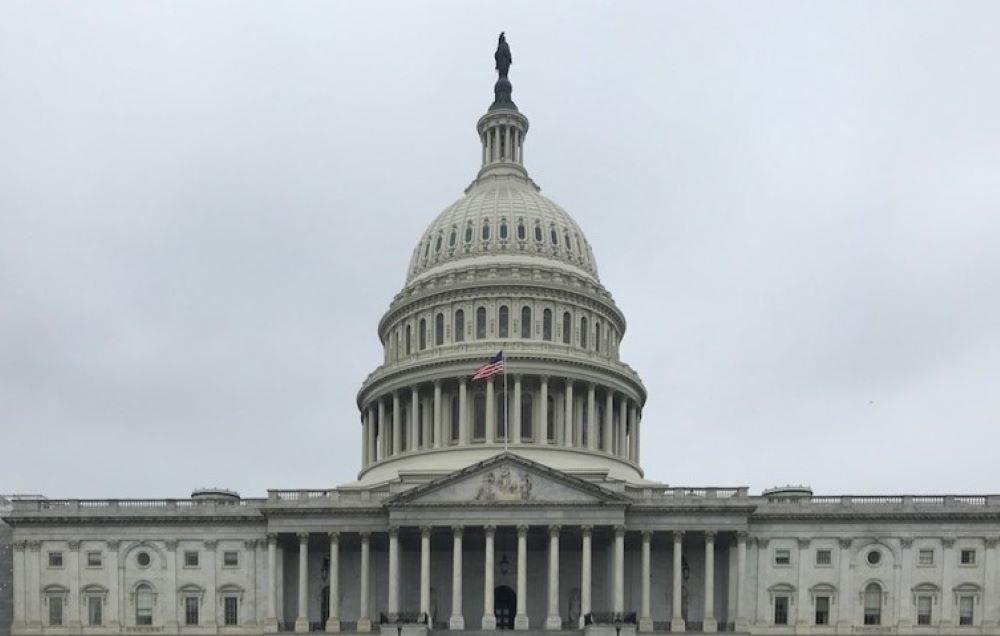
[
  {"left": 406, "top": 178, "right": 600, "bottom": 285},
  {"left": 356, "top": 34, "right": 646, "bottom": 485}
]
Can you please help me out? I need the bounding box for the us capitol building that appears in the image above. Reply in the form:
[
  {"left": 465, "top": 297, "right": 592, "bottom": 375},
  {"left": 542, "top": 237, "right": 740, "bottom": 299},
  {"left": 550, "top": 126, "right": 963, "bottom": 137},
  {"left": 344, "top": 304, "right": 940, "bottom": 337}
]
[{"left": 3, "top": 36, "right": 999, "bottom": 636}]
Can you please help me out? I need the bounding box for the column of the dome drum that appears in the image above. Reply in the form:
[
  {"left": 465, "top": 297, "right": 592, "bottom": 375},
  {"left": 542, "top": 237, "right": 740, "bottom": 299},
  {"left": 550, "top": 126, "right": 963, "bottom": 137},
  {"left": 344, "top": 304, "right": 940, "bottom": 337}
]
[{"left": 603, "top": 388, "right": 614, "bottom": 452}]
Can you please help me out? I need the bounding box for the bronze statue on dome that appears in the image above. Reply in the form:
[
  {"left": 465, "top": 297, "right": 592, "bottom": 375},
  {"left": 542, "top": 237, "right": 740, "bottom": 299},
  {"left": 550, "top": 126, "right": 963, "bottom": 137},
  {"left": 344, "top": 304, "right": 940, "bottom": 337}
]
[{"left": 495, "top": 32, "right": 512, "bottom": 80}]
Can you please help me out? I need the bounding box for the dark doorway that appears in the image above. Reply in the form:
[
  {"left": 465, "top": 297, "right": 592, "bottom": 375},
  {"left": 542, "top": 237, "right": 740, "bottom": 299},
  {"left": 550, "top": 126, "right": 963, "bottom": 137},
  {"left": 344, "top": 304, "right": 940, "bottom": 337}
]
[{"left": 494, "top": 585, "right": 516, "bottom": 630}]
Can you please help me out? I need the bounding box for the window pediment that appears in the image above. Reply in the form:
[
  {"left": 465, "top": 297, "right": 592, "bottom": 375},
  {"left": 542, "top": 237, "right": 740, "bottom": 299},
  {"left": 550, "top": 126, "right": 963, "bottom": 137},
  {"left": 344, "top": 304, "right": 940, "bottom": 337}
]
[
  {"left": 767, "top": 583, "right": 796, "bottom": 604},
  {"left": 953, "top": 582, "right": 981, "bottom": 603},
  {"left": 808, "top": 583, "right": 838, "bottom": 604},
  {"left": 177, "top": 583, "right": 205, "bottom": 600}
]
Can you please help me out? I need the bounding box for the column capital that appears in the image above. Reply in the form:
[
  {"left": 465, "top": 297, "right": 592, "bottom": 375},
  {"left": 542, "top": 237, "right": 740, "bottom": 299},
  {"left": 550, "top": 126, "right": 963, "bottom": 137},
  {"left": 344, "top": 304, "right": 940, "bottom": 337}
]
[
  {"left": 205, "top": 539, "right": 218, "bottom": 549},
  {"left": 614, "top": 525, "right": 626, "bottom": 537},
  {"left": 296, "top": 532, "right": 309, "bottom": 542},
  {"left": 512, "top": 373, "right": 522, "bottom": 381},
  {"left": 451, "top": 525, "right": 464, "bottom": 537},
  {"left": 580, "top": 525, "right": 593, "bottom": 535},
  {"left": 484, "top": 524, "right": 496, "bottom": 536},
  {"left": 388, "top": 526, "right": 400, "bottom": 538},
  {"left": 588, "top": 382, "right": 596, "bottom": 391},
  {"left": 359, "top": 531, "right": 371, "bottom": 541},
  {"left": 704, "top": 530, "right": 717, "bottom": 540},
  {"left": 516, "top": 524, "right": 529, "bottom": 537},
  {"left": 736, "top": 531, "right": 749, "bottom": 542},
  {"left": 797, "top": 537, "right": 811, "bottom": 549},
  {"left": 68, "top": 539, "right": 81, "bottom": 550},
  {"left": 641, "top": 530, "right": 652, "bottom": 541},
  {"left": 548, "top": 524, "right": 561, "bottom": 537},
  {"left": 420, "top": 526, "right": 432, "bottom": 538},
  {"left": 673, "top": 530, "right": 685, "bottom": 542},
  {"left": 433, "top": 379, "right": 442, "bottom": 387},
  {"left": 754, "top": 537, "right": 769, "bottom": 549},
  {"left": 266, "top": 532, "right": 279, "bottom": 543},
  {"left": 941, "top": 536, "right": 956, "bottom": 548},
  {"left": 539, "top": 375, "right": 550, "bottom": 383},
  {"left": 26, "top": 540, "right": 41, "bottom": 551},
  {"left": 244, "top": 539, "right": 258, "bottom": 550},
  {"left": 985, "top": 537, "right": 1000, "bottom": 549},
  {"left": 327, "top": 531, "right": 340, "bottom": 542},
  {"left": 900, "top": 537, "right": 914, "bottom": 548},
  {"left": 838, "top": 537, "right": 852, "bottom": 549},
  {"left": 106, "top": 539, "right": 119, "bottom": 550}
]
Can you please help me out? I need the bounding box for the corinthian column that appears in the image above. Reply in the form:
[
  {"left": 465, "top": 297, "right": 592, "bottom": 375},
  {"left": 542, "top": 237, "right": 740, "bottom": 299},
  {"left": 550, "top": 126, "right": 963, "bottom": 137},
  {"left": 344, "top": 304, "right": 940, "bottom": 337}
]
[
  {"left": 482, "top": 526, "right": 497, "bottom": 629},
  {"left": 433, "top": 381, "right": 443, "bottom": 448},
  {"left": 586, "top": 384, "right": 597, "bottom": 450},
  {"left": 392, "top": 392, "right": 401, "bottom": 455},
  {"left": 266, "top": 534, "right": 278, "bottom": 630},
  {"left": 563, "top": 381, "right": 574, "bottom": 447},
  {"left": 450, "top": 527, "right": 465, "bottom": 630},
  {"left": 671, "top": 532, "right": 685, "bottom": 633},
  {"left": 358, "top": 533, "right": 372, "bottom": 633},
  {"left": 486, "top": 378, "right": 496, "bottom": 443},
  {"left": 512, "top": 375, "right": 522, "bottom": 443},
  {"left": 580, "top": 526, "right": 592, "bottom": 628},
  {"left": 295, "top": 533, "right": 309, "bottom": 632},
  {"left": 613, "top": 526, "right": 625, "bottom": 614},
  {"left": 703, "top": 532, "right": 717, "bottom": 632},
  {"left": 326, "top": 533, "right": 340, "bottom": 632},
  {"left": 639, "top": 532, "right": 652, "bottom": 632},
  {"left": 420, "top": 527, "right": 432, "bottom": 622},
  {"left": 388, "top": 527, "right": 400, "bottom": 618},
  {"left": 539, "top": 377, "right": 549, "bottom": 444},
  {"left": 545, "top": 526, "right": 561, "bottom": 630},
  {"left": 603, "top": 390, "right": 614, "bottom": 452},
  {"left": 515, "top": 525, "right": 529, "bottom": 630}
]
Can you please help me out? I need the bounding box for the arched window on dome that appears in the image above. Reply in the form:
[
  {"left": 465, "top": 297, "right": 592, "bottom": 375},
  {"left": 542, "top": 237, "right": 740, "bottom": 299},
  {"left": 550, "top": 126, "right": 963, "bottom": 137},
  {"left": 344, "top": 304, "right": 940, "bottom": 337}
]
[
  {"left": 465, "top": 224, "right": 474, "bottom": 244},
  {"left": 476, "top": 307, "right": 487, "bottom": 339},
  {"left": 521, "top": 306, "right": 532, "bottom": 338},
  {"left": 499, "top": 219, "right": 508, "bottom": 240},
  {"left": 454, "top": 309, "right": 465, "bottom": 343},
  {"left": 594, "top": 320, "right": 602, "bottom": 353},
  {"left": 448, "top": 228, "right": 457, "bottom": 248},
  {"left": 517, "top": 221, "right": 526, "bottom": 241},
  {"left": 450, "top": 395, "right": 460, "bottom": 442},
  {"left": 534, "top": 224, "right": 543, "bottom": 243},
  {"left": 419, "top": 318, "right": 427, "bottom": 350},
  {"left": 547, "top": 395, "right": 556, "bottom": 441},
  {"left": 498, "top": 306, "right": 509, "bottom": 338},
  {"left": 864, "top": 583, "right": 882, "bottom": 625},
  {"left": 521, "top": 392, "right": 533, "bottom": 441},
  {"left": 550, "top": 227, "right": 559, "bottom": 246},
  {"left": 562, "top": 312, "right": 572, "bottom": 344},
  {"left": 435, "top": 234, "right": 443, "bottom": 253},
  {"left": 423, "top": 240, "right": 431, "bottom": 260},
  {"left": 543, "top": 309, "right": 552, "bottom": 341},
  {"left": 482, "top": 221, "right": 491, "bottom": 241},
  {"left": 405, "top": 325, "right": 412, "bottom": 355},
  {"left": 576, "top": 234, "right": 584, "bottom": 255},
  {"left": 435, "top": 313, "right": 444, "bottom": 346},
  {"left": 564, "top": 231, "right": 573, "bottom": 252},
  {"left": 580, "top": 316, "right": 588, "bottom": 348},
  {"left": 473, "top": 392, "right": 486, "bottom": 441}
]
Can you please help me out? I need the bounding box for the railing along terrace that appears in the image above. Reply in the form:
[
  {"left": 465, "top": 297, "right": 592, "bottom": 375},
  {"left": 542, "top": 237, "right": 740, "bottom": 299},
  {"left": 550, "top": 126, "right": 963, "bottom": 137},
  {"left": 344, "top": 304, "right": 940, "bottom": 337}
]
[
  {"left": 10, "top": 498, "right": 267, "bottom": 512},
  {"left": 764, "top": 494, "right": 1000, "bottom": 506},
  {"left": 632, "top": 486, "right": 750, "bottom": 499}
]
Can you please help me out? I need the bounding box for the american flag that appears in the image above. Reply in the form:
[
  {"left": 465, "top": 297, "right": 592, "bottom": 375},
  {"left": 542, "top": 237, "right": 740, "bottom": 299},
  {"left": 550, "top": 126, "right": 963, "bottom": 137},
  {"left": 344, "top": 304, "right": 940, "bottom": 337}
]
[{"left": 472, "top": 351, "right": 504, "bottom": 381}]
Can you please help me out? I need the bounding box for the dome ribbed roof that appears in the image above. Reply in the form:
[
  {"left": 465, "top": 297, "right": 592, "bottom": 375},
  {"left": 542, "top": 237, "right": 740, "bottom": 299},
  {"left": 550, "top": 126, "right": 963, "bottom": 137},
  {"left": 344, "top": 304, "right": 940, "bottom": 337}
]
[{"left": 406, "top": 176, "right": 599, "bottom": 284}]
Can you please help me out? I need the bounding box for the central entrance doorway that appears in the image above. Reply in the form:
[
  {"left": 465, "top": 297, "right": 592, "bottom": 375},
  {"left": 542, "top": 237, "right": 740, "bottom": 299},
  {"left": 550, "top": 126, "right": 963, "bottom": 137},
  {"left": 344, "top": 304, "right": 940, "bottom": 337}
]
[{"left": 494, "top": 585, "right": 516, "bottom": 629}]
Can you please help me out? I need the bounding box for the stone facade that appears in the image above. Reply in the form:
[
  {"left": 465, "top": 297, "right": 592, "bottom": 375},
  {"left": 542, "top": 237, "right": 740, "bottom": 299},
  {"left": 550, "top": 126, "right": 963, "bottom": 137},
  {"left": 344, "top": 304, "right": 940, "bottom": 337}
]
[{"left": 3, "top": 45, "right": 998, "bottom": 636}]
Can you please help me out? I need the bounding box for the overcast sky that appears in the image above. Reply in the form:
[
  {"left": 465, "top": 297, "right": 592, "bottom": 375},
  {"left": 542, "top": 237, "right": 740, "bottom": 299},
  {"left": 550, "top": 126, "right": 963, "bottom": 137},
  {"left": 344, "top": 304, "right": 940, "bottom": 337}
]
[{"left": 2, "top": 2, "right": 999, "bottom": 499}]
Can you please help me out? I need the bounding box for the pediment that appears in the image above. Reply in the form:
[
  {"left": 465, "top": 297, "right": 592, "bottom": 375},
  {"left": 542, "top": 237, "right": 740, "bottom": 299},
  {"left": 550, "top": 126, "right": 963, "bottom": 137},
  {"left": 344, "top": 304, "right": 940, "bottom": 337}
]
[{"left": 387, "top": 452, "right": 627, "bottom": 507}]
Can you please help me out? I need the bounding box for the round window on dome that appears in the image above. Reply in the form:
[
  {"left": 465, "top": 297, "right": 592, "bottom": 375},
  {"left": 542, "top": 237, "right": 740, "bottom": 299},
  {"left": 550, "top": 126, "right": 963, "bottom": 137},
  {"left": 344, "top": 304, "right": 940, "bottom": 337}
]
[{"left": 867, "top": 550, "right": 881, "bottom": 566}]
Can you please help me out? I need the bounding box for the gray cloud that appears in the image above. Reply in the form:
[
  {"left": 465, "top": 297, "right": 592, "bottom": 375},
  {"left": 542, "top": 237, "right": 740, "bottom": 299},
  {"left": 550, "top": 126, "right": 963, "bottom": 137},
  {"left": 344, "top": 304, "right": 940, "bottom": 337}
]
[{"left": 2, "top": 1, "right": 998, "bottom": 497}]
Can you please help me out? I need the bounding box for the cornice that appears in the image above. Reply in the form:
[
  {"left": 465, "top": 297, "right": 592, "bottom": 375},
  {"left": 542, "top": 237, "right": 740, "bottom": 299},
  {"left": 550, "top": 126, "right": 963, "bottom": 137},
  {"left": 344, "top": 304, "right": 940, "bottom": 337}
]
[
  {"left": 4, "top": 515, "right": 268, "bottom": 526},
  {"left": 751, "top": 512, "right": 1000, "bottom": 522}
]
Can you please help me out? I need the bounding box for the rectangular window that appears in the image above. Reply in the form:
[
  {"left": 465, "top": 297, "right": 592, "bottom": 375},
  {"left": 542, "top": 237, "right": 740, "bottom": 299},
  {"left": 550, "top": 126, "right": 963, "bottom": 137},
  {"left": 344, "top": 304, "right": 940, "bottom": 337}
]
[
  {"left": 960, "top": 549, "right": 976, "bottom": 565},
  {"left": 49, "top": 597, "right": 63, "bottom": 626},
  {"left": 959, "top": 596, "right": 974, "bottom": 625},
  {"left": 815, "top": 596, "right": 829, "bottom": 625},
  {"left": 917, "top": 595, "right": 932, "bottom": 625},
  {"left": 185, "top": 597, "right": 199, "bottom": 625},
  {"left": 88, "top": 596, "right": 103, "bottom": 626},
  {"left": 918, "top": 549, "right": 934, "bottom": 565},
  {"left": 774, "top": 596, "right": 789, "bottom": 625},
  {"left": 815, "top": 549, "right": 832, "bottom": 565},
  {"left": 87, "top": 551, "right": 102, "bottom": 567},
  {"left": 774, "top": 549, "right": 791, "bottom": 565},
  {"left": 223, "top": 551, "right": 239, "bottom": 567},
  {"left": 184, "top": 551, "right": 199, "bottom": 567},
  {"left": 224, "top": 597, "right": 239, "bottom": 626},
  {"left": 48, "top": 551, "right": 63, "bottom": 568}
]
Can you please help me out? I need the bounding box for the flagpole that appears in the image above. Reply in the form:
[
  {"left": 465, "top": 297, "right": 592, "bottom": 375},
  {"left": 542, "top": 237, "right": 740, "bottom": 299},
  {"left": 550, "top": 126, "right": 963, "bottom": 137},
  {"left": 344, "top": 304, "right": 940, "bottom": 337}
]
[{"left": 502, "top": 350, "right": 509, "bottom": 451}]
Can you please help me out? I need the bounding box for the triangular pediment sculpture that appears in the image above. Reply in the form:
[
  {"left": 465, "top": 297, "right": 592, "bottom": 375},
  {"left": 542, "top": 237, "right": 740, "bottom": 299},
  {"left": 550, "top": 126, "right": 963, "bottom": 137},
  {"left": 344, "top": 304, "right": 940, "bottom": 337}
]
[{"left": 387, "top": 452, "right": 627, "bottom": 506}]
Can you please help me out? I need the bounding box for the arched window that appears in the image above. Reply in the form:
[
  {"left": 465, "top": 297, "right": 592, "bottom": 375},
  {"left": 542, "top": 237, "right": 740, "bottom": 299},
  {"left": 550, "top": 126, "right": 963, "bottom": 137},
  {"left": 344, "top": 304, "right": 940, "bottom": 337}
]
[
  {"left": 465, "top": 224, "right": 473, "bottom": 243},
  {"left": 543, "top": 308, "right": 552, "bottom": 341},
  {"left": 423, "top": 240, "right": 431, "bottom": 259},
  {"left": 482, "top": 221, "right": 491, "bottom": 241},
  {"left": 580, "top": 316, "right": 588, "bottom": 348},
  {"left": 521, "top": 393, "right": 533, "bottom": 441},
  {"left": 450, "top": 395, "right": 460, "bottom": 441},
  {"left": 500, "top": 219, "right": 508, "bottom": 240},
  {"left": 476, "top": 307, "right": 487, "bottom": 339},
  {"left": 564, "top": 231, "right": 573, "bottom": 252},
  {"left": 473, "top": 393, "right": 486, "bottom": 440},
  {"left": 550, "top": 227, "right": 559, "bottom": 245},
  {"left": 517, "top": 222, "right": 526, "bottom": 240},
  {"left": 863, "top": 583, "right": 882, "bottom": 625},
  {"left": 448, "top": 229, "right": 456, "bottom": 247},
  {"left": 419, "top": 318, "right": 427, "bottom": 350},
  {"left": 454, "top": 309, "right": 465, "bottom": 342},
  {"left": 521, "top": 306, "right": 532, "bottom": 338},
  {"left": 546, "top": 396, "right": 555, "bottom": 441},
  {"left": 135, "top": 584, "right": 154, "bottom": 626},
  {"left": 562, "top": 312, "right": 572, "bottom": 344},
  {"left": 594, "top": 320, "right": 601, "bottom": 352},
  {"left": 498, "top": 306, "right": 509, "bottom": 338},
  {"left": 405, "top": 325, "right": 412, "bottom": 355},
  {"left": 534, "top": 224, "right": 543, "bottom": 242},
  {"left": 435, "top": 313, "right": 444, "bottom": 346},
  {"left": 435, "top": 234, "right": 443, "bottom": 253}
]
